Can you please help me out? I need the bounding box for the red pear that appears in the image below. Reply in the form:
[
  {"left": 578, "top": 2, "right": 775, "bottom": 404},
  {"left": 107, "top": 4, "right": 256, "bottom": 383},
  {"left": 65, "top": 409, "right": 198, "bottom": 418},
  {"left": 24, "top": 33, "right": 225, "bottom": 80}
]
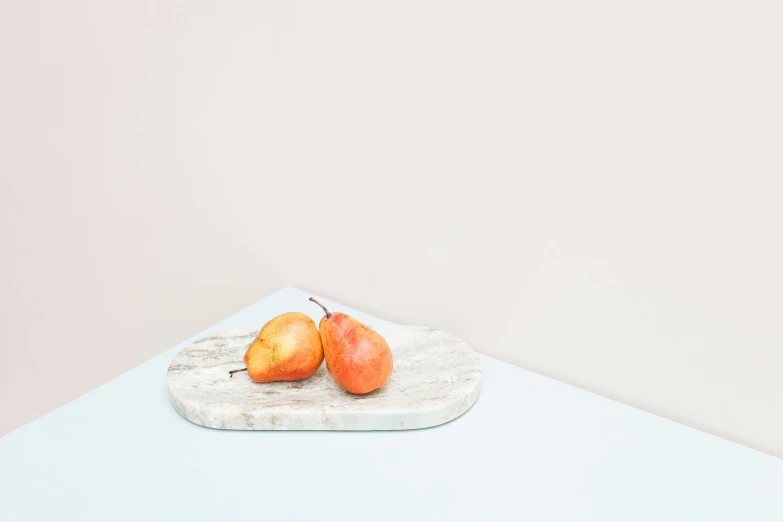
[{"left": 309, "top": 298, "right": 393, "bottom": 394}]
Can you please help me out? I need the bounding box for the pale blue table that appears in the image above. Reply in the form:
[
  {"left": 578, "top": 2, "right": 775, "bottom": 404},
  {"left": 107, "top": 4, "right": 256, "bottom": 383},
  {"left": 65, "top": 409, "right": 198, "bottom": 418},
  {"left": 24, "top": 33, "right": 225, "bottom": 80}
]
[{"left": 1, "top": 287, "right": 781, "bottom": 521}]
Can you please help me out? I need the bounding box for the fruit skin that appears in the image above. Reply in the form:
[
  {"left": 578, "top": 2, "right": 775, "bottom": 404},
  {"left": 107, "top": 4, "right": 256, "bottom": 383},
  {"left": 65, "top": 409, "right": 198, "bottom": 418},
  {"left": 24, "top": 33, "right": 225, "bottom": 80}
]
[
  {"left": 319, "top": 312, "right": 393, "bottom": 394},
  {"left": 243, "top": 312, "right": 324, "bottom": 382}
]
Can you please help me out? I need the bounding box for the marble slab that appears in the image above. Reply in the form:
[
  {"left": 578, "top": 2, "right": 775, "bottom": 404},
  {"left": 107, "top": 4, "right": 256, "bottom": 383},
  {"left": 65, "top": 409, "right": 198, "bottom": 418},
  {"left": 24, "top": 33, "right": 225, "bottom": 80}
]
[{"left": 166, "top": 324, "right": 482, "bottom": 430}]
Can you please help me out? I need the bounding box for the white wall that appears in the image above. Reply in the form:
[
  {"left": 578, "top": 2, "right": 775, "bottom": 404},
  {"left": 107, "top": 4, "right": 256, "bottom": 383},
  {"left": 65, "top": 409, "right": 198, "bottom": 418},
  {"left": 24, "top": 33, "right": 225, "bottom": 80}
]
[{"left": 1, "top": 0, "right": 782, "bottom": 456}]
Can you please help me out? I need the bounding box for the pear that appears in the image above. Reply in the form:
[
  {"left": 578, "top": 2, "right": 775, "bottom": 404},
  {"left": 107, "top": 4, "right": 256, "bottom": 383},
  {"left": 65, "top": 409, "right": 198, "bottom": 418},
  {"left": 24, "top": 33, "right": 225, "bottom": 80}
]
[
  {"left": 309, "top": 297, "right": 393, "bottom": 394},
  {"left": 229, "top": 312, "right": 323, "bottom": 382}
]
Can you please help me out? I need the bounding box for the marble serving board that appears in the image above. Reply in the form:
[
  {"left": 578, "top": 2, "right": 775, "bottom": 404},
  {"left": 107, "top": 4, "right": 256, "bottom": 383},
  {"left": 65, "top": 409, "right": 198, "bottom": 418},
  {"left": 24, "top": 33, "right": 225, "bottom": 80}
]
[{"left": 167, "top": 324, "right": 482, "bottom": 430}]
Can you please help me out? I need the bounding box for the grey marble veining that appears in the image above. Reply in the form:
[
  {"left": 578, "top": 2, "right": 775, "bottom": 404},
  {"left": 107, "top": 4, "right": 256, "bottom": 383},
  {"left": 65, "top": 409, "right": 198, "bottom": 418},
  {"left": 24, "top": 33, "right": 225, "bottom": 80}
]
[{"left": 166, "top": 324, "right": 482, "bottom": 430}]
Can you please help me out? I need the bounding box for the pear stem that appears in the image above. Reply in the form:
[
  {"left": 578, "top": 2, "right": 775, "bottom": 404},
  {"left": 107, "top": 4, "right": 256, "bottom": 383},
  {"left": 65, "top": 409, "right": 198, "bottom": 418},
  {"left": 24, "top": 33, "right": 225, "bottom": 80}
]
[
  {"left": 309, "top": 297, "right": 332, "bottom": 319},
  {"left": 229, "top": 368, "right": 248, "bottom": 378}
]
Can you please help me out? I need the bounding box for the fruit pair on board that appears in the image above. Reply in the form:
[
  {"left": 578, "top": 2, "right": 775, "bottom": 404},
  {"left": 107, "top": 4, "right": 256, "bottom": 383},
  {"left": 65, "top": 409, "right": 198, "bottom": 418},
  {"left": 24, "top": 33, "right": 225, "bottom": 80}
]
[{"left": 230, "top": 298, "right": 393, "bottom": 394}]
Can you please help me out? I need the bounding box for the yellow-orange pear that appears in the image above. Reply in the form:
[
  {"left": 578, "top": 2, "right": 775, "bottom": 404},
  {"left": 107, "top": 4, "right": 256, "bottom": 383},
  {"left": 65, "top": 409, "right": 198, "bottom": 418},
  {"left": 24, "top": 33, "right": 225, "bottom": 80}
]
[
  {"left": 229, "top": 312, "right": 323, "bottom": 382},
  {"left": 309, "top": 297, "right": 393, "bottom": 394}
]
